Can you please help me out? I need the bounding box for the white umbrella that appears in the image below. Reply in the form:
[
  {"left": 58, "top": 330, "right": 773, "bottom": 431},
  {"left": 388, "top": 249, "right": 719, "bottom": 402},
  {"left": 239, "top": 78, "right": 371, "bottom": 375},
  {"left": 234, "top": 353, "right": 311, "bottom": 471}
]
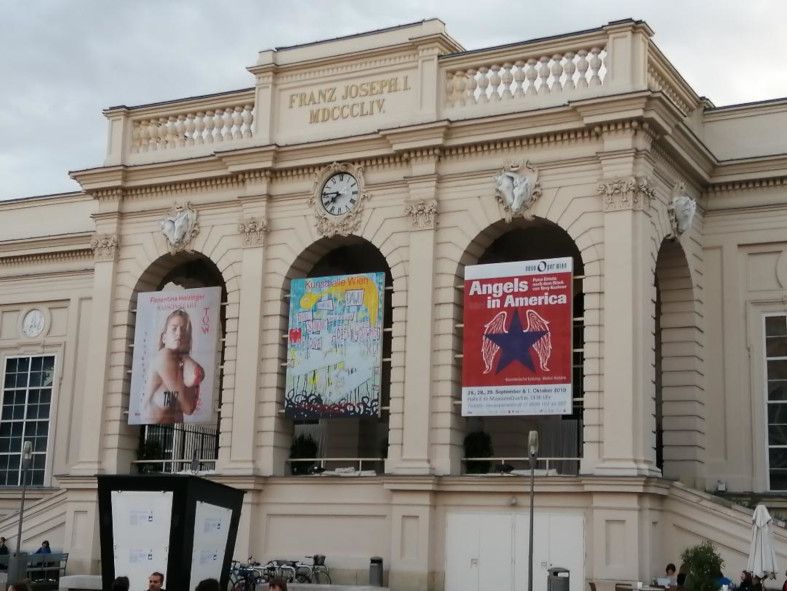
[{"left": 747, "top": 504, "right": 778, "bottom": 579}]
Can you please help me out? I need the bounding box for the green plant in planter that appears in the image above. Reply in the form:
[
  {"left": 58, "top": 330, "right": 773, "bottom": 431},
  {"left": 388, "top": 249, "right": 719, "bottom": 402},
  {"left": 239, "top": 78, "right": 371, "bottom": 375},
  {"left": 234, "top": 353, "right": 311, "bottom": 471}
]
[
  {"left": 290, "top": 434, "right": 319, "bottom": 475},
  {"left": 680, "top": 540, "right": 724, "bottom": 591},
  {"left": 464, "top": 430, "right": 494, "bottom": 474}
]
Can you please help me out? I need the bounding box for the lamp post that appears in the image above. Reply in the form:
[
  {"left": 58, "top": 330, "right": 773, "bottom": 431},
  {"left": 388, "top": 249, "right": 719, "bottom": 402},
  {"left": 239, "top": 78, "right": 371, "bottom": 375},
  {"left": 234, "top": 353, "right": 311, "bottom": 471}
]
[
  {"left": 527, "top": 430, "right": 538, "bottom": 591},
  {"left": 9, "top": 441, "right": 33, "bottom": 582}
]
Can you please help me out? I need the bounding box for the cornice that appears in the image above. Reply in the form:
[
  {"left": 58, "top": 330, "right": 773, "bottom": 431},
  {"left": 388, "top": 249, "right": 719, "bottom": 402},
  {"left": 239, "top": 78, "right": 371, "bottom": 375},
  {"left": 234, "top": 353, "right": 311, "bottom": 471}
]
[
  {"left": 268, "top": 49, "right": 419, "bottom": 84},
  {"left": 441, "top": 127, "right": 597, "bottom": 161},
  {"left": 707, "top": 176, "right": 787, "bottom": 194},
  {"left": 646, "top": 42, "right": 702, "bottom": 116},
  {"left": 380, "top": 120, "right": 450, "bottom": 152},
  {"left": 0, "top": 248, "right": 93, "bottom": 266},
  {"left": 69, "top": 165, "right": 127, "bottom": 193},
  {"left": 0, "top": 232, "right": 94, "bottom": 258},
  {"left": 122, "top": 174, "right": 241, "bottom": 199}
]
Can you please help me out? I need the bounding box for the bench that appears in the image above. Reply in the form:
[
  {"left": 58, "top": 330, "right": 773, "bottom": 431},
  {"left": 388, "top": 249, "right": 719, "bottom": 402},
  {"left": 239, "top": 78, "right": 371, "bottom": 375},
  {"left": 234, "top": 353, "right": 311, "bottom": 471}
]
[{"left": 0, "top": 553, "right": 69, "bottom": 588}]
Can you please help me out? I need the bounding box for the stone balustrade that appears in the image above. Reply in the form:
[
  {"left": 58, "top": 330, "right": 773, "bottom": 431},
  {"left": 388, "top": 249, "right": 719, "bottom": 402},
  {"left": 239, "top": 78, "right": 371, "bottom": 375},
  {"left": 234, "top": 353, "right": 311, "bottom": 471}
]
[
  {"left": 130, "top": 102, "right": 255, "bottom": 153},
  {"left": 101, "top": 21, "right": 697, "bottom": 167},
  {"left": 441, "top": 43, "right": 607, "bottom": 112}
]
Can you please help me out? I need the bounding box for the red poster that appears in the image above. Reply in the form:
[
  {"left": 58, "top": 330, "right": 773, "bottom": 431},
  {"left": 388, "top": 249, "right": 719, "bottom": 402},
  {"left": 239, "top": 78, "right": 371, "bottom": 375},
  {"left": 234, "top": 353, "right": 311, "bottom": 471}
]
[{"left": 462, "top": 258, "right": 573, "bottom": 416}]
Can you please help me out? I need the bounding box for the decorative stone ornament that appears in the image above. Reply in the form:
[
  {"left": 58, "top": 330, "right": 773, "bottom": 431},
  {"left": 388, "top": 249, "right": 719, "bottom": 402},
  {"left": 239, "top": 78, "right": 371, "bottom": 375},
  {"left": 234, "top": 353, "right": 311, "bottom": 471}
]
[
  {"left": 160, "top": 202, "right": 199, "bottom": 254},
  {"left": 20, "top": 308, "right": 46, "bottom": 339},
  {"left": 494, "top": 161, "right": 541, "bottom": 222},
  {"left": 668, "top": 182, "right": 697, "bottom": 238},
  {"left": 238, "top": 216, "right": 268, "bottom": 247},
  {"left": 309, "top": 162, "right": 369, "bottom": 237},
  {"left": 404, "top": 200, "right": 438, "bottom": 229},
  {"left": 90, "top": 233, "right": 119, "bottom": 261},
  {"left": 598, "top": 176, "right": 655, "bottom": 211}
]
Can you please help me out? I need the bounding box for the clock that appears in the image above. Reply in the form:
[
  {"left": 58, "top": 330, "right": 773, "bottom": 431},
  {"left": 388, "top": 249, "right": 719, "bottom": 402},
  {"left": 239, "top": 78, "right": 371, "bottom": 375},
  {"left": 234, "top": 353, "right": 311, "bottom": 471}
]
[
  {"left": 21, "top": 308, "right": 45, "bottom": 338},
  {"left": 320, "top": 172, "right": 359, "bottom": 216}
]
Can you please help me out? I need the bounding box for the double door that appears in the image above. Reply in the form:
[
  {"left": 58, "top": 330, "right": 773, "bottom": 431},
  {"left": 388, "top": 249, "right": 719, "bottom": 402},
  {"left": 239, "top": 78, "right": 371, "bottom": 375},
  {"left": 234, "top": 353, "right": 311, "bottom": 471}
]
[{"left": 445, "top": 510, "right": 584, "bottom": 591}]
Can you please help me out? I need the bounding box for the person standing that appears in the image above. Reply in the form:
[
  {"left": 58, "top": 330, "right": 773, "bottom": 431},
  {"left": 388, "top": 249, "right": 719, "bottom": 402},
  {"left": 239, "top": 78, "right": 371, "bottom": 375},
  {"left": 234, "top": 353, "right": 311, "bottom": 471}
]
[
  {"left": 148, "top": 572, "right": 165, "bottom": 591},
  {"left": 268, "top": 579, "right": 287, "bottom": 591},
  {"left": 0, "top": 537, "right": 9, "bottom": 555}
]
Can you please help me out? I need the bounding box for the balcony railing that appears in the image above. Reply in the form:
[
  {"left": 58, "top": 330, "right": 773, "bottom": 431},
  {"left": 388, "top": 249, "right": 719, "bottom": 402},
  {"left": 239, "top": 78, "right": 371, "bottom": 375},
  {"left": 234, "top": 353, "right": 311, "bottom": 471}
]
[
  {"left": 135, "top": 423, "right": 218, "bottom": 474},
  {"left": 462, "top": 456, "right": 581, "bottom": 476}
]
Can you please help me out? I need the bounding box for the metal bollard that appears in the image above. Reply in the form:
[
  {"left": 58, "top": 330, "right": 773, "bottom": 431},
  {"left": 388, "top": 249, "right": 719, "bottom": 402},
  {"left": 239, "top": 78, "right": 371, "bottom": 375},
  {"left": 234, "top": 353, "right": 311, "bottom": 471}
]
[{"left": 369, "top": 556, "right": 384, "bottom": 587}]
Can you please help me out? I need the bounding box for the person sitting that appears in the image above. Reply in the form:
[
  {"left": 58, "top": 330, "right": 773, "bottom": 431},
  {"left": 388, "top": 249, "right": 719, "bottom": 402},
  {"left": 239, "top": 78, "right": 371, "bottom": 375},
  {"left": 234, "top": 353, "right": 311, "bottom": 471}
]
[
  {"left": 740, "top": 570, "right": 754, "bottom": 591},
  {"left": 663, "top": 563, "right": 677, "bottom": 587},
  {"left": 268, "top": 578, "right": 287, "bottom": 591},
  {"left": 34, "top": 540, "right": 50, "bottom": 554},
  {"left": 753, "top": 575, "right": 764, "bottom": 591},
  {"left": 675, "top": 573, "right": 687, "bottom": 590}
]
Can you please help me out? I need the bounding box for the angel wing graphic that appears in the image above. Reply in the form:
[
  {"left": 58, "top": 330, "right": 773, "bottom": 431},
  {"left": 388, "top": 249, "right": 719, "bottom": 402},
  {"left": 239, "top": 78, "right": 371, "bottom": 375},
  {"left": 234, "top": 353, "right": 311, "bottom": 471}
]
[
  {"left": 525, "top": 309, "right": 552, "bottom": 371},
  {"left": 481, "top": 311, "right": 507, "bottom": 374}
]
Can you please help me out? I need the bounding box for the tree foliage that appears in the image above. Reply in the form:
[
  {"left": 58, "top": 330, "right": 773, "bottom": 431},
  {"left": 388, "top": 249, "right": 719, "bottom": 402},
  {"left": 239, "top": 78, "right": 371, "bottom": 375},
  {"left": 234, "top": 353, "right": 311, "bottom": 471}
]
[{"left": 680, "top": 541, "right": 725, "bottom": 591}]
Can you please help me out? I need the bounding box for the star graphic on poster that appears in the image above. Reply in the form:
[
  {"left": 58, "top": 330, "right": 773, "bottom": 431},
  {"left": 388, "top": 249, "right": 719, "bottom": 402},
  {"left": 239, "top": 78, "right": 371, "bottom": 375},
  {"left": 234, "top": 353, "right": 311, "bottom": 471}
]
[{"left": 484, "top": 310, "right": 547, "bottom": 373}]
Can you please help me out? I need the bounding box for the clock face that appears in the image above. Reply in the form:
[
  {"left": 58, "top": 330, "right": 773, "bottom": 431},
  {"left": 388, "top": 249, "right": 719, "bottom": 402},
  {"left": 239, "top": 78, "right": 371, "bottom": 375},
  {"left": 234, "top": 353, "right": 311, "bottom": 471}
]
[
  {"left": 22, "top": 309, "right": 45, "bottom": 338},
  {"left": 320, "top": 173, "right": 359, "bottom": 216}
]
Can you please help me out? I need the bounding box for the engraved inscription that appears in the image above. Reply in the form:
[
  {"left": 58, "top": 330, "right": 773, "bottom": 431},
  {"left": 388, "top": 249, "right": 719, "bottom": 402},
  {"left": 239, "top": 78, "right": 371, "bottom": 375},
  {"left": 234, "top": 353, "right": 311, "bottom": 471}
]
[{"left": 288, "top": 75, "right": 412, "bottom": 125}]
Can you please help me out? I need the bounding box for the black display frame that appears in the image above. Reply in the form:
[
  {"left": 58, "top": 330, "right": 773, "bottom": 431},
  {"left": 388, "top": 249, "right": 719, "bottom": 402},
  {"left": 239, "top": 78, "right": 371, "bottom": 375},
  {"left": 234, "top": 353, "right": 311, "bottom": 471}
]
[{"left": 97, "top": 474, "right": 245, "bottom": 591}]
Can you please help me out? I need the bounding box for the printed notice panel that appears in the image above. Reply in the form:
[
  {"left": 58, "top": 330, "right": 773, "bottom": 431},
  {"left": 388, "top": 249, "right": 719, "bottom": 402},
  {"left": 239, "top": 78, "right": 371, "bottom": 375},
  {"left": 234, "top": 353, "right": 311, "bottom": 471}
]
[
  {"left": 462, "top": 258, "right": 573, "bottom": 416},
  {"left": 285, "top": 273, "right": 385, "bottom": 419},
  {"left": 128, "top": 287, "right": 222, "bottom": 425},
  {"left": 111, "top": 490, "right": 173, "bottom": 591},
  {"left": 189, "top": 501, "right": 232, "bottom": 588}
]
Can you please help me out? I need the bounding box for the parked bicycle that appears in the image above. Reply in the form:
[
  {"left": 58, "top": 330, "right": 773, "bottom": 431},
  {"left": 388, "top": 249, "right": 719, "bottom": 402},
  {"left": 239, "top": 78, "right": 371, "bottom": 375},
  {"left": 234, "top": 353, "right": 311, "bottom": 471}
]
[
  {"left": 262, "top": 559, "right": 297, "bottom": 583},
  {"left": 229, "top": 558, "right": 267, "bottom": 591},
  {"left": 294, "top": 554, "right": 331, "bottom": 584}
]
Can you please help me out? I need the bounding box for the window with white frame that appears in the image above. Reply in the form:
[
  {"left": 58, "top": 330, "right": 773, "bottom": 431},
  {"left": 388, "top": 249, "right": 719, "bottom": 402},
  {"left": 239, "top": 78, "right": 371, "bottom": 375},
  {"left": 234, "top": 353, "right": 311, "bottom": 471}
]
[
  {"left": 0, "top": 355, "right": 54, "bottom": 486},
  {"left": 766, "top": 314, "right": 787, "bottom": 490}
]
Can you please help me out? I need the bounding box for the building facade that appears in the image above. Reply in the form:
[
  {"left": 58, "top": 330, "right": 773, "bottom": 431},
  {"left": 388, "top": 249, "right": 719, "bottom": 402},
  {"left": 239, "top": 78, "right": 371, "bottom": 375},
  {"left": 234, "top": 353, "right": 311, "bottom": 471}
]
[{"left": 1, "top": 18, "right": 787, "bottom": 590}]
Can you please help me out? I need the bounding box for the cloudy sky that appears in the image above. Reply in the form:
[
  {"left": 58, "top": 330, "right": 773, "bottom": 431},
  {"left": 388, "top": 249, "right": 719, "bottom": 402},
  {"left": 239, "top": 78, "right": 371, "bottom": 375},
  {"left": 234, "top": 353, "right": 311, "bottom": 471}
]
[{"left": 1, "top": 0, "right": 785, "bottom": 200}]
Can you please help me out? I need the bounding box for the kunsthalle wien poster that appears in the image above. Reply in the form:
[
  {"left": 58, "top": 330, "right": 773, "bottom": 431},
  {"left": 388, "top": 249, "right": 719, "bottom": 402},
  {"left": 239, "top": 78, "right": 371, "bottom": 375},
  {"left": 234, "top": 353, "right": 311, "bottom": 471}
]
[
  {"left": 285, "top": 272, "right": 385, "bottom": 419},
  {"left": 128, "top": 287, "right": 221, "bottom": 425},
  {"left": 462, "top": 258, "right": 573, "bottom": 416}
]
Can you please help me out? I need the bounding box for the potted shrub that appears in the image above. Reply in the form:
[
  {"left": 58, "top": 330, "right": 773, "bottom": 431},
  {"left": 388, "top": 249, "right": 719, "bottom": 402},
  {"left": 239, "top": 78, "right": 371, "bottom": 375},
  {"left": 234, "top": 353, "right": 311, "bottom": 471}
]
[
  {"left": 680, "top": 540, "right": 724, "bottom": 591},
  {"left": 464, "top": 430, "right": 494, "bottom": 474},
  {"left": 290, "top": 433, "right": 319, "bottom": 475}
]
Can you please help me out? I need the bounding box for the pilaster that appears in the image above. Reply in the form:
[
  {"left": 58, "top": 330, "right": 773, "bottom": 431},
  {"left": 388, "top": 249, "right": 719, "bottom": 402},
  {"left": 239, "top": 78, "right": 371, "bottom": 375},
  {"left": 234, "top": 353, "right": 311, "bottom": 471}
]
[
  {"left": 387, "top": 151, "right": 440, "bottom": 475},
  {"left": 594, "top": 175, "right": 659, "bottom": 477},
  {"left": 71, "top": 192, "right": 121, "bottom": 475},
  {"left": 218, "top": 172, "right": 270, "bottom": 475},
  {"left": 385, "top": 479, "right": 437, "bottom": 591}
]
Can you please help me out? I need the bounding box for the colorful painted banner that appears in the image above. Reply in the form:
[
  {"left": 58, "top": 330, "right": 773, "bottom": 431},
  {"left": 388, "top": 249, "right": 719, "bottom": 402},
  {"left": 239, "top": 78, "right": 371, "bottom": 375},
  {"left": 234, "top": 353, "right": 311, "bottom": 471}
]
[
  {"left": 285, "top": 272, "right": 385, "bottom": 419},
  {"left": 462, "top": 258, "right": 573, "bottom": 416},
  {"left": 128, "top": 287, "right": 221, "bottom": 425}
]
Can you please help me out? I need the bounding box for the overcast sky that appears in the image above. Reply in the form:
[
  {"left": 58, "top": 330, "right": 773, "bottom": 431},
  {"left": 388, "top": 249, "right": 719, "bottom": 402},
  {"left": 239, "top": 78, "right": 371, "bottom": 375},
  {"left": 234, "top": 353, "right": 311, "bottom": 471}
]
[{"left": 1, "top": 0, "right": 785, "bottom": 201}]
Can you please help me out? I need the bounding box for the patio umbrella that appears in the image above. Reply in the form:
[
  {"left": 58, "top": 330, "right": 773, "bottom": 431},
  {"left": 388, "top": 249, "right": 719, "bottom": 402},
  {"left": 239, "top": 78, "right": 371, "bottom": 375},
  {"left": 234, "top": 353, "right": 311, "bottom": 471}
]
[{"left": 747, "top": 504, "right": 778, "bottom": 579}]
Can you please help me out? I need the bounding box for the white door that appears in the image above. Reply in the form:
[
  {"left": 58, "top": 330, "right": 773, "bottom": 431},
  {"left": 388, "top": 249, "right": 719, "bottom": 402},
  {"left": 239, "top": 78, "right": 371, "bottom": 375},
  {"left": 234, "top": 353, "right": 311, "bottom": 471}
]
[{"left": 445, "top": 511, "right": 584, "bottom": 591}]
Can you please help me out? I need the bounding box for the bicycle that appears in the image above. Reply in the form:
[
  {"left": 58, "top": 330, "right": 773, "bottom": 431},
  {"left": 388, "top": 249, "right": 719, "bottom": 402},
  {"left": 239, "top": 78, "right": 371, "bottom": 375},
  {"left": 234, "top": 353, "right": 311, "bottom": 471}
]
[
  {"left": 298, "top": 554, "right": 331, "bottom": 584},
  {"left": 229, "top": 558, "right": 266, "bottom": 591},
  {"left": 263, "top": 559, "right": 297, "bottom": 583}
]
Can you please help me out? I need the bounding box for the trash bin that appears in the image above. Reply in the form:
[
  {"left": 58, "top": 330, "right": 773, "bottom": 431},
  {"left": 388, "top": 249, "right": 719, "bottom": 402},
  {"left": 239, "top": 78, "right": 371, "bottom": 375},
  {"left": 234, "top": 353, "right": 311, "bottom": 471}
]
[
  {"left": 547, "top": 566, "right": 570, "bottom": 591},
  {"left": 369, "top": 556, "right": 384, "bottom": 587}
]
